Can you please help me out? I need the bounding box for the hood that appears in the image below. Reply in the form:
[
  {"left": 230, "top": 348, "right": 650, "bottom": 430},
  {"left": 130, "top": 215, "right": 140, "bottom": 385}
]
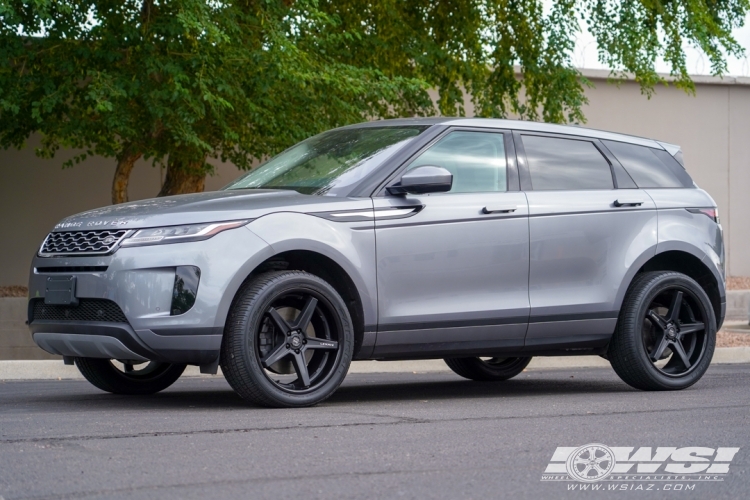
[{"left": 52, "top": 189, "right": 359, "bottom": 231}]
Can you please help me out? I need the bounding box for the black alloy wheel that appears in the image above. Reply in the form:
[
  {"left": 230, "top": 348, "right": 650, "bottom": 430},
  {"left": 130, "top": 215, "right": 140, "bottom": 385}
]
[
  {"left": 258, "top": 291, "right": 343, "bottom": 392},
  {"left": 221, "top": 271, "right": 354, "bottom": 407},
  {"left": 641, "top": 287, "right": 707, "bottom": 377},
  {"left": 75, "top": 358, "right": 186, "bottom": 395},
  {"left": 608, "top": 271, "right": 716, "bottom": 391},
  {"left": 444, "top": 356, "right": 532, "bottom": 381}
]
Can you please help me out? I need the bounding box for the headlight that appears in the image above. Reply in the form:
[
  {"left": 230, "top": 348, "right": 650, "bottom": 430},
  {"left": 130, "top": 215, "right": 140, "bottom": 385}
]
[{"left": 120, "top": 220, "right": 250, "bottom": 248}]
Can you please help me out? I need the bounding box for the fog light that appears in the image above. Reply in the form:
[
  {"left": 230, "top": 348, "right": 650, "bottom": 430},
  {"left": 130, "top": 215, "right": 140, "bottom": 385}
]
[{"left": 171, "top": 266, "right": 201, "bottom": 315}]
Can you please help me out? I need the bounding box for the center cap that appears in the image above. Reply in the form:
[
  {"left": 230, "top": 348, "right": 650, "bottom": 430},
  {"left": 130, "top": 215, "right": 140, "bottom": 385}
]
[
  {"left": 667, "top": 326, "right": 677, "bottom": 339},
  {"left": 290, "top": 336, "right": 303, "bottom": 348}
]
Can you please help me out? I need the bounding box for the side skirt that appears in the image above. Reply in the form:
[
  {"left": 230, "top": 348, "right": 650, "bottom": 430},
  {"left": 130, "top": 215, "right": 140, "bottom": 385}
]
[{"left": 368, "top": 319, "right": 614, "bottom": 360}]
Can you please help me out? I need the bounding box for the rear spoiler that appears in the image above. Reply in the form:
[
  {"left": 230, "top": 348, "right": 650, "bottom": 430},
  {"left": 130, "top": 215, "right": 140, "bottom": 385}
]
[{"left": 656, "top": 141, "right": 684, "bottom": 167}]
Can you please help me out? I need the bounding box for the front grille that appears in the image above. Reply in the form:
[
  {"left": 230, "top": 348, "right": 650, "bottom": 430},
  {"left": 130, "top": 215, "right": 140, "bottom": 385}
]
[
  {"left": 31, "top": 298, "right": 128, "bottom": 323},
  {"left": 39, "top": 230, "right": 129, "bottom": 256}
]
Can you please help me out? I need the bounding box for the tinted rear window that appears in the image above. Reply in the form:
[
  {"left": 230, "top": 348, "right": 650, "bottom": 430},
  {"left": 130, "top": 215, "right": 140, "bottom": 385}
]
[
  {"left": 602, "top": 140, "right": 693, "bottom": 188},
  {"left": 522, "top": 135, "right": 614, "bottom": 190},
  {"left": 650, "top": 149, "right": 694, "bottom": 187}
]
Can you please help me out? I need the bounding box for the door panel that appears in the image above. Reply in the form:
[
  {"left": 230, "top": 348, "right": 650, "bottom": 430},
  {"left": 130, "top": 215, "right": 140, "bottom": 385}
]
[
  {"left": 372, "top": 191, "right": 530, "bottom": 356},
  {"left": 525, "top": 190, "right": 657, "bottom": 345},
  {"left": 515, "top": 131, "right": 658, "bottom": 347}
]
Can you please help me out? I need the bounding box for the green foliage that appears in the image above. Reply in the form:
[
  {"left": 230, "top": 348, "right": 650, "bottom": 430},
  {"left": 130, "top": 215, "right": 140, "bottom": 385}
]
[
  {"left": 585, "top": 0, "right": 749, "bottom": 94},
  {"left": 0, "top": 0, "right": 747, "bottom": 191},
  {"left": 0, "top": 0, "right": 432, "bottom": 177},
  {"left": 319, "top": 0, "right": 748, "bottom": 121}
]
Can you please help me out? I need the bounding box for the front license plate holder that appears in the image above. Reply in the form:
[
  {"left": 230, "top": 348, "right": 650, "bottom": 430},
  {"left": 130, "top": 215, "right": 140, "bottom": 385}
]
[{"left": 45, "top": 276, "right": 78, "bottom": 306}]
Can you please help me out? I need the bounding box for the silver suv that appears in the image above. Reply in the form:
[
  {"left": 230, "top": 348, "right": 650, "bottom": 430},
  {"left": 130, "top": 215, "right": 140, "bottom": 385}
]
[{"left": 28, "top": 119, "right": 725, "bottom": 407}]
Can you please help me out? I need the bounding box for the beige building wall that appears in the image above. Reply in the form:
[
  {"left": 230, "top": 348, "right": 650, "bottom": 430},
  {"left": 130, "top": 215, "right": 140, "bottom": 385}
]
[
  {"left": 0, "top": 145, "right": 239, "bottom": 286},
  {"left": 1, "top": 71, "right": 749, "bottom": 286},
  {"left": 580, "top": 71, "right": 750, "bottom": 277}
]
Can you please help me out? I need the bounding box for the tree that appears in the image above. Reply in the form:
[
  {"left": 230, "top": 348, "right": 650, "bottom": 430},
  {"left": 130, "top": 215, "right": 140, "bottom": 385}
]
[
  {"left": 1, "top": 1, "right": 747, "bottom": 203},
  {"left": 0, "top": 0, "right": 431, "bottom": 202},
  {"left": 317, "top": 0, "right": 748, "bottom": 116}
]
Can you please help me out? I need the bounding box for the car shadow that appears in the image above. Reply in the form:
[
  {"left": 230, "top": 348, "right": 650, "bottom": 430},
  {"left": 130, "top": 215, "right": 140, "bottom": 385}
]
[
  {"left": 329, "top": 375, "right": 636, "bottom": 405},
  {"left": 0, "top": 371, "right": 636, "bottom": 412}
]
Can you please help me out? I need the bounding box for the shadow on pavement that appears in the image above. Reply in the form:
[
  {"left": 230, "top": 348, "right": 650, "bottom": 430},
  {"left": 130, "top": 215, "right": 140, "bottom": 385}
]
[
  {"left": 330, "top": 374, "right": 635, "bottom": 404},
  {"left": 0, "top": 370, "right": 635, "bottom": 411}
]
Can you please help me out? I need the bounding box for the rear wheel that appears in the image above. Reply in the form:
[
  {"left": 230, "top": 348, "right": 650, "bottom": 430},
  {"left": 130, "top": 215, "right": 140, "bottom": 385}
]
[
  {"left": 608, "top": 271, "right": 716, "bottom": 391},
  {"left": 444, "top": 356, "right": 532, "bottom": 381},
  {"left": 75, "top": 358, "right": 186, "bottom": 395},
  {"left": 221, "top": 271, "right": 354, "bottom": 408}
]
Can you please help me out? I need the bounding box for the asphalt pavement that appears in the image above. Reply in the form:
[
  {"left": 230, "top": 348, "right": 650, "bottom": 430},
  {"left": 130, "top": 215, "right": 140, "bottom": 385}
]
[{"left": 0, "top": 364, "right": 749, "bottom": 499}]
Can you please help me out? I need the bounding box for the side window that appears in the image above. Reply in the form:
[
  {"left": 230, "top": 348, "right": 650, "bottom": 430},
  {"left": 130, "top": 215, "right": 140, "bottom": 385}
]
[
  {"left": 521, "top": 135, "right": 614, "bottom": 190},
  {"left": 602, "top": 140, "right": 690, "bottom": 188},
  {"left": 650, "top": 149, "right": 694, "bottom": 188},
  {"left": 407, "top": 131, "right": 507, "bottom": 193}
]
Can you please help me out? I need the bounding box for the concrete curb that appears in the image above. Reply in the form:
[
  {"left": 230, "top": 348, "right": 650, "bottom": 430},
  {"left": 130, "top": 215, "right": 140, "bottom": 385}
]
[
  {"left": 1, "top": 347, "right": 749, "bottom": 381},
  {"left": 724, "top": 322, "right": 750, "bottom": 334}
]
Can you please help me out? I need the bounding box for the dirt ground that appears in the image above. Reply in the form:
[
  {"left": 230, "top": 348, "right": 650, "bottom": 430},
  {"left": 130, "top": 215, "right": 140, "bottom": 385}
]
[
  {"left": 728, "top": 276, "right": 750, "bottom": 290},
  {"left": 717, "top": 329, "right": 750, "bottom": 347},
  {"left": 0, "top": 285, "right": 27, "bottom": 297}
]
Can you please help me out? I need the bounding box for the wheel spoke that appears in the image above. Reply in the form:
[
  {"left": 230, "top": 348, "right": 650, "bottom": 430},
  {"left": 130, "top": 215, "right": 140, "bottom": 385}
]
[
  {"left": 291, "top": 351, "right": 311, "bottom": 388},
  {"left": 672, "top": 340, "right": 692, "bottom": 369},
  {"left": 267, "top": 307, "right": 292, "bottom": 334},
  {"left": 668, "top": 290, "right": 683, "bottom": 323},
  {"left": 261, "top": 343, "right": 289, "bottom": 368},
  {"left": 294, "top": 296, "right": 318, "bottom": 331},
  {"left": 649, "top": 332, "right": 670, "bottom": 362},
  {"left": 305, "top": 337, "right": 338, "bottom": 351},
  {"left": 678, "top": 322, "right": 705, "bottom": 336},
  {"left": 646, "top": 310, "right": 668, "bottom": 330}
]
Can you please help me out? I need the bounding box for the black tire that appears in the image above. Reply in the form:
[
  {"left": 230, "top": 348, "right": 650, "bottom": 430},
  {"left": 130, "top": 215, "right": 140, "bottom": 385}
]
[
  {"left": 75, "top": 358, "right": 186, "bottom": 395},
  {"left": 444, "top": 356, "right": 532, "bottom": 381},
  {"left": 608, "top": 271, "right": 716, "bottom": 391},
  {"left": 220, "top": 271, "right": 354, "bottom": 408}
]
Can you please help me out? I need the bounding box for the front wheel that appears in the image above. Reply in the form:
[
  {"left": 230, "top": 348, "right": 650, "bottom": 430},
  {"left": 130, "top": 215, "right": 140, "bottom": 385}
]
[
  {"left": 608, "top": 271, "right": 716, "bottom": 391},
  {"left": 220, "top": 271, "right": 354, "bottom": 408},
  {"left": 444, "top": 356, "right": 532, "bottom": 381},
  {"left": 75, "top": 358, "right": 186, "bottom": 395}
]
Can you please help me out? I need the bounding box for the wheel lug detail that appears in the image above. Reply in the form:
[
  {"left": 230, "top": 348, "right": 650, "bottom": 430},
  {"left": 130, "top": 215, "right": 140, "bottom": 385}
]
[{"left": 286, "top": 344, "right": 290, "bottom": 349}]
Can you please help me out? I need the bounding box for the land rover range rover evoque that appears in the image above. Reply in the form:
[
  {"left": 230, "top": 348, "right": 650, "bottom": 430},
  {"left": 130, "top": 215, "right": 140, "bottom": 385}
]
[{"left": 29, "top": 118, "right": 725, "bottom": 407}]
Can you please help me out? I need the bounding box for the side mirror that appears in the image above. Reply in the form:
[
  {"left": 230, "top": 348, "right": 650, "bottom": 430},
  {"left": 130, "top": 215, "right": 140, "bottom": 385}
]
[{"left": 387, "top": 166, "right": 453, "bottom": 195}]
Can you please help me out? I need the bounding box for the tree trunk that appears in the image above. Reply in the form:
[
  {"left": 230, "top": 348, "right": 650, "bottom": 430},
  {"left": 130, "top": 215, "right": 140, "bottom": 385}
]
[
  {"left": 111, "top": 149, "right": 142, "bottom": 204},
  {"left": 158, "top": 156, "right": 207, "bottom": 197}
]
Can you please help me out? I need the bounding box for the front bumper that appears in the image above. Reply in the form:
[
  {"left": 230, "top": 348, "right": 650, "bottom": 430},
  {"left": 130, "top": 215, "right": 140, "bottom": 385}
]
[{"left": 28, "top": 226, "right": 273, "bottom": 364}]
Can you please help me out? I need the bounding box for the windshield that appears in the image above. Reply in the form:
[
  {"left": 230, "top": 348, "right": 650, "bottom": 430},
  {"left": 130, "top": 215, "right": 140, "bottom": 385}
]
[{"left": 224, "top": 126, "right": 427, "bottom": 196}]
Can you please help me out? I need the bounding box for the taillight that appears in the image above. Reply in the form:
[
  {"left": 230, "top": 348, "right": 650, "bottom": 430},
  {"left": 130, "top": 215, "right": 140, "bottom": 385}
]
[{"left": 687, "top": 208, "right": 719, "bottom": 223}]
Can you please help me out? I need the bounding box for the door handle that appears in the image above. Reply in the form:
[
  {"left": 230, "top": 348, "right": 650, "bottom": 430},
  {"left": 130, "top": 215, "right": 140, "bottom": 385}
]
[
  {"left": 482, "top": 205, "right": 517, "bottom": 214},
  {"left": 614, "top": 199, "right": 644, "bottom": 207}
]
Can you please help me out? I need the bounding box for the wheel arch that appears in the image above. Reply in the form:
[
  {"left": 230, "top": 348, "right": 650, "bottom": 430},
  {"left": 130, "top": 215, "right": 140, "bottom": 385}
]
[
  {"left": 618, "top": 247, "right": 723, "bottom": 329},
  {"left": 263, "top": 250, "right": 367, "bottom": 357},
  {"left": 215, "top": 211, "right": 378, "bottom": 358},
  {"left": 225, "top": 249, "right": 370, "bottom": 359}
]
